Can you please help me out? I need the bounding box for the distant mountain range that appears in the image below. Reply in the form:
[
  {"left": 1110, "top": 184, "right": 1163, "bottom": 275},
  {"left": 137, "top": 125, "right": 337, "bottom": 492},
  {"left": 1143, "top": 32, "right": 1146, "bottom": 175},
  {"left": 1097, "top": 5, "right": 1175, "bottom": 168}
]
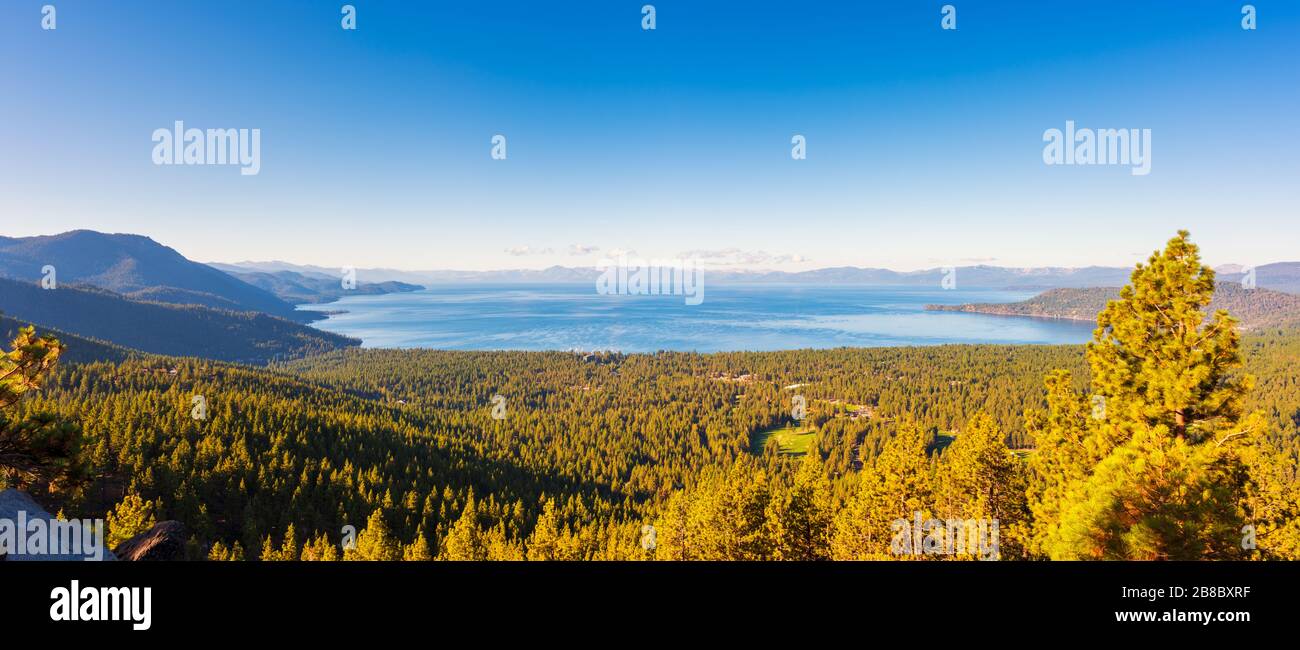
[
  {"left": 210, "top": 267, "right": 424, "bottom": 305},
  {"left": 928, "top": 282, "right": 1300, "bottom": 331},
  {"left": 211, "top": 259, "right": 1300, "bottom": 293},
  {"left": 2, "top": 229, "right": 1298, "bottom": 365},
  {"left": 0, "top": 276, "right": 358, "bottom": 364}
]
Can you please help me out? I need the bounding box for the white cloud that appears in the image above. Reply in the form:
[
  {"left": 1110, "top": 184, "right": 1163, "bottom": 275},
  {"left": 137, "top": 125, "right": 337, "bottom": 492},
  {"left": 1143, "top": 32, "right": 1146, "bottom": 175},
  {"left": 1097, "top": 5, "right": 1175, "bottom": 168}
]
[
  {"left": 677, "top": 248, "right": 809, "bottom": 267},
  {"left": 504, "top": 246, "right": 554, "bottom": 256}
]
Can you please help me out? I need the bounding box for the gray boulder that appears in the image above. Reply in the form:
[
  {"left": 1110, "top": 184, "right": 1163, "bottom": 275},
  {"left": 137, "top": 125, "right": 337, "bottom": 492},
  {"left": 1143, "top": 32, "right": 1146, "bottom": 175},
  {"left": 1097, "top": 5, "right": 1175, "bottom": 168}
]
[
  {"left": 113, "top": 521, "right": 187, "bottom": 561},
  {"left": 0, "top": 489, "right": 115, "bottom": 561}
]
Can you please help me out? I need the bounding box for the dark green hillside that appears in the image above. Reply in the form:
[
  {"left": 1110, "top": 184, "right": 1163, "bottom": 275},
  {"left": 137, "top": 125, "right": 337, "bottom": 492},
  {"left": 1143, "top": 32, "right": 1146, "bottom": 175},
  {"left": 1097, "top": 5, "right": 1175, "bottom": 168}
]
[
  {"left": 0, "top": 314, "right": 133, "bottom": 364},
  {"left": 929, "top": 282, "right": 1300, "bottom": 330},
  {"left": 13, "top": 327, "right": 1296, "bottom": 561},
  {"left": 0, "top": 276, "right": 357, "bottom": 364},
  {"left": 0, "top": 230, "right": 307, "bottom": 321},
  {"left": 226, "top": 269, "right": 423, "bottom": 304}
]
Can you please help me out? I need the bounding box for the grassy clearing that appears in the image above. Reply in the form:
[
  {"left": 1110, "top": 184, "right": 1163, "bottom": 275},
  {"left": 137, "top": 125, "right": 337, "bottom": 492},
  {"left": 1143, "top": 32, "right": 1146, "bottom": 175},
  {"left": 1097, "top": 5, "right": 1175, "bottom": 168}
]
[{"left": 751, "top": 422, "right": 817, "bottom": 456}]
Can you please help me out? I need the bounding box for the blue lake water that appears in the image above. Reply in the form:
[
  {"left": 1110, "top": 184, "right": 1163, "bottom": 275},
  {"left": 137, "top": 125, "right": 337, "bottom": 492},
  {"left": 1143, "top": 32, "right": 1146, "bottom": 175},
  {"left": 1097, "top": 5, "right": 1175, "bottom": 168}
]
[{"left": 299, "top": 283, "right": 1095, "bottom": 352}]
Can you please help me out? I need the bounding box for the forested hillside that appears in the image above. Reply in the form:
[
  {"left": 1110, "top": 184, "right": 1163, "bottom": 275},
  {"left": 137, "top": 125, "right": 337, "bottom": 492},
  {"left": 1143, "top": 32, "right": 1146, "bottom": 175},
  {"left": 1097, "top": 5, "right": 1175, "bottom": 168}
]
[
  {"left": 222, "top": 269, "right": 423, "bottom": 305},
  {"left": 929, "top": 282, "right": 1300, "bottom": 330},
  {"left": 7, "top": 325, "right": 1295, "bottom": 560},
  {"left": 4, "top": 233, "right": 1298, "bottom": 561},
  {"left": 0, "top": 230, "right": 307, "bottom": 321},
  {"left": 0, "top": 315, "right": 133, "bottom": 365},
  {"left": 0, "top": 277, "right": 358, "bottom": 365}
]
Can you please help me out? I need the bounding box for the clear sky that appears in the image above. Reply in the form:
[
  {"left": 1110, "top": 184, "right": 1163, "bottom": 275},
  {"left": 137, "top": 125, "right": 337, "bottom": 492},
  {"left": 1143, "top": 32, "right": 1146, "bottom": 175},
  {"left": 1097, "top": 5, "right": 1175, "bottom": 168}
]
[{"left": 3, "top": 1, "right": 1297, "bottom": 271}]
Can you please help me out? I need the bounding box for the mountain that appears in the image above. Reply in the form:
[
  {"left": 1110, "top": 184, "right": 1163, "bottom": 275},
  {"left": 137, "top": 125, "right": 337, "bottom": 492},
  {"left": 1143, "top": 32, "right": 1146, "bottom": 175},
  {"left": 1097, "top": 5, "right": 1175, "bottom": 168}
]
[
  {"left": 0, "top": 276, "right": 358, "bottom": 364},
  {"left": 210, "top": 261, "right": 598, "bottom": 285},
  {"left": 220, "top": 269, "right": 424, "bottom": 305},
  {"left": 1217, "top": 262, "right": 1300, "bottom": 295},
  {"left": 0, "top": 231, "right": 311, "bottom": 322},
  {"left": 211, "top": 260, "right": 1300, "bottom": 293},
  {"left": 927, "top": 282, "right": 1300, "bottom": 331}
]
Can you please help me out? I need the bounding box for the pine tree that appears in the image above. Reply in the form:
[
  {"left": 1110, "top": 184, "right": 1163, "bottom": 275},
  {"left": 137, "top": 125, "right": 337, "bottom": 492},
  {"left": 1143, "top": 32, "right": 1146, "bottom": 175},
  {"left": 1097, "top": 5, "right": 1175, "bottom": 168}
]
[
  {"left": 402, "top": 527, "right": 434, "bottom": 561},
  {"left": 301, "top": 532, "right": 340, "bottom": 561},
  {"left": 525, "top": 498, "right": 563, "bottom": 561},
  {"left": 1027, "top": 231, "right": 1264, "bottom": 559},
  {"left": 439, "top": 495, "right": 488, "bottom": 560},
  {"left": 280, "top": 523, "right": 300, "bottom": 561},
  {"left": 259, "top": 535, "right": 279, "bottom": 561},
  {"left": 934, "top": 413, "right": 1028, "bottom": 559},
  {"left": 767, "top": 450, "right": 832, "bottom": 560},
  {"left": 208, "top": 540, "right": 245, "bottom": 561},
  {"left": 106, "top": 493, "right": 157, "bottom": 549},
  {"left": 832, "top": 420, "right": 933, "bottom": 560},
  {"left": 0, "top": 326, "right": 83, "bottom": 491},
  {"left": 486, "top": 522, "right": 527, "bottom": 560},
  {"left": 346, "top": 508, "right": 401, "bottom": 561},
  {"left": 652, "top": 490, "right": 691, "bottom": 560}
]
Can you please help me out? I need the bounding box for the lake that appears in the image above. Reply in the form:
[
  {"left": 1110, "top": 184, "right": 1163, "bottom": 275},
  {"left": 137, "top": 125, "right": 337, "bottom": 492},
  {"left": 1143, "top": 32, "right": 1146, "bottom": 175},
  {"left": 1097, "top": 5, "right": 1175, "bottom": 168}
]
[{"left": 298, "top": 283, "right": 1095, "bottom": 352}]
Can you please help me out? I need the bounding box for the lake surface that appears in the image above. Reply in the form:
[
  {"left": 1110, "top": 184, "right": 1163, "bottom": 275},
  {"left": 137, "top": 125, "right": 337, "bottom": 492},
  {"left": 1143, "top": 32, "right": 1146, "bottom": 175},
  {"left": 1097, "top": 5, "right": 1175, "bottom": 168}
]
[{"left": 299, "top": 283, "right": 1095, "bottom": 352}]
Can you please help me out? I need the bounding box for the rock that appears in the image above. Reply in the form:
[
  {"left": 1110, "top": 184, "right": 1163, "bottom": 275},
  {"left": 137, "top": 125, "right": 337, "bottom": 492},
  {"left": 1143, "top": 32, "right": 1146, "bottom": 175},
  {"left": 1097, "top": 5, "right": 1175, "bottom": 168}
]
[
  {"left": 0, "top": 488, "right": 115, "bottom": 561},
  {"left": 113, "top": 521, "right": 186, "bottom": 561}
]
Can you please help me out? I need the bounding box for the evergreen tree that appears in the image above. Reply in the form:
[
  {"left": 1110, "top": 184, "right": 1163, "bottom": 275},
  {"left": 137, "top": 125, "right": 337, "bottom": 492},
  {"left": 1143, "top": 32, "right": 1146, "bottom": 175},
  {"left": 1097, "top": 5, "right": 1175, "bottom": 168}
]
[
  {"left": 301, "top": 532, "right": 340, "bottom": 561},
  {"left": 832, "top": 420, "right": 933, "bottom": 560},
  {"left": 0, "top": 326, "right": 83, "bottom": 491},
  {"left": 439, "top": 495, "right": 488, "bottom": 560},
  {"left": 402, "top": 527, "right": 434, "bottom": 561},
  {"left": 346, "top": 508, "right": 402, "bottom": 561},
  {"left": 208, "top": 540, "right": 244, "bottom": 561},
  {"left": 767, "top": 451, "right": 832, "bottom": 560},
  {"left": 106, "top": 493, "right": 157, "bottom": 549},
  {"left": 1027, "top": 231, "right": 1264, "bottom": 559},
  {"left": 934, "top": 413, "right": 1028, "bottom": 558},
  {"left": 525, "top": 498, "right": 563, "bottom": 561}
]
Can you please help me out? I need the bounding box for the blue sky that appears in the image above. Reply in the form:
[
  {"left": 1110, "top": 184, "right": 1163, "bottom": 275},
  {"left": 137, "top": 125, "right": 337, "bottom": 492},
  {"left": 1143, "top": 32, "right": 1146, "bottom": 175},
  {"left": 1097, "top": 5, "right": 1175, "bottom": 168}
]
[{"left": 2, "top": 1, "right": 1297, "bottom": 271}]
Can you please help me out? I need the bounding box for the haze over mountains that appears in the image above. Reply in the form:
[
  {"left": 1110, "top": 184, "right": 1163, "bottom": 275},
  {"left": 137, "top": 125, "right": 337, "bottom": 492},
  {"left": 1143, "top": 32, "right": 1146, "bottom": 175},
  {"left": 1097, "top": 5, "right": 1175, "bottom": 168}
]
[
  {"left": 929, "top": 282, "right": 1300, "bottom": 331},
  {"left": 218, "top": 268, "right": 423, "bottom": 305},
  {"left": 2, "top": 230, "right": 1299, "bottom": 366},
  {"left": 213, "top": 259, "right": 1300, "bottom": 293}
]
